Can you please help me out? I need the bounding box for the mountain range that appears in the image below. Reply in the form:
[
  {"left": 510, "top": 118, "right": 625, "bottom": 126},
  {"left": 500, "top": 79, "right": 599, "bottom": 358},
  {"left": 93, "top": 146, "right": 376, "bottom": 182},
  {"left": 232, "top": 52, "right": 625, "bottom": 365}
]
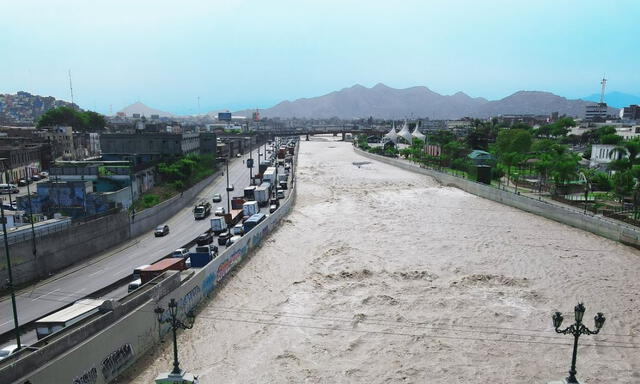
[
  {"left": 118, "top": 102, "right": 173, "bottom": 117},
  {"left": 234, "top": 83, "right": 619, "bottom": 119}
]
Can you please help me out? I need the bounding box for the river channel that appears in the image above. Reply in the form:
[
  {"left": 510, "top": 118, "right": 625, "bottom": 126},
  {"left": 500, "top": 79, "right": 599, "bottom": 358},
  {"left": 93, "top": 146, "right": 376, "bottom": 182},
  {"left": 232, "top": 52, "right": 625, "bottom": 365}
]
[{"left": 122, "top": 135, "right": 640, "bottom": 383}]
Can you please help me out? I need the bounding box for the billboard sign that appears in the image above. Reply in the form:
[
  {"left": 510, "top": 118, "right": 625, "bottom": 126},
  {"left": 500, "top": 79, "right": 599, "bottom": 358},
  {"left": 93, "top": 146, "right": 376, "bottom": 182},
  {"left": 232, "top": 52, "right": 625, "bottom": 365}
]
[{"left": 218, "top": 112, "right": 232, "bottom": 121}]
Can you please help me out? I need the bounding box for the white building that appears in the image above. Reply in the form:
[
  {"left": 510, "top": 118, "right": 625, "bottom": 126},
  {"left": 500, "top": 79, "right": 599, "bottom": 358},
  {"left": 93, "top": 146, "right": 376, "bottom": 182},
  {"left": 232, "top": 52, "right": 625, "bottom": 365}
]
[{"left": 590, "top": 144, "right": 622, "bottom": 168}]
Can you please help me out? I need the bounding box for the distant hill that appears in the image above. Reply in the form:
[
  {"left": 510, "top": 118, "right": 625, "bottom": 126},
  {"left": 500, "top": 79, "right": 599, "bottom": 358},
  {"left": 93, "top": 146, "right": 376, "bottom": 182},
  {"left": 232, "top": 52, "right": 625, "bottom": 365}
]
[
  {"left": 581, "top": 92, "right": 640, "bottom": 108},
  {"left": 0, "top": 91, "right": 76, "bottom": 125},
  {"left": 234, "top": 83, "right": 618, "bottom": 119},
  {"left": 118, "top": 102, "right": 173, "bottom": 117}
]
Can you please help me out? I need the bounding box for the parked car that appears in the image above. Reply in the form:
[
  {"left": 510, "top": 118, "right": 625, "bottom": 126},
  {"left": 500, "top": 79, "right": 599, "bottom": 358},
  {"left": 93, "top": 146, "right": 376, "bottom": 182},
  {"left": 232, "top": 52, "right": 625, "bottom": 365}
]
[
  {"left": 196, "top": 232, "right": 214, "bottom": 246},
  {"left": 0, "top": 184, "right": 19, "bottom": 194},
  {"left": 217, "top": 230, "right": 232, "bottom": 246},
  {"left": 212, "top": 193, "right": 222, "bottom": 203},
  {"left": 214, "top": 207, "right": 226, "bottom": 216},
  {"left": 171, "top": 248, "right": 189, "bottom": 258},
  {"left": 17, "top": 179, "right": 29, "bottom": 187},
  {"left": 30, "top": 175, "right": 41, "bottom": 182},
  {"left": 39, "top": 171, "right": 49, "bottom": 178},
  {"left": 154, "top": 224, "right": 170, "bottom": 237},
  {"left": 0, "top": 344, "right": 20, "bottom": 361}
]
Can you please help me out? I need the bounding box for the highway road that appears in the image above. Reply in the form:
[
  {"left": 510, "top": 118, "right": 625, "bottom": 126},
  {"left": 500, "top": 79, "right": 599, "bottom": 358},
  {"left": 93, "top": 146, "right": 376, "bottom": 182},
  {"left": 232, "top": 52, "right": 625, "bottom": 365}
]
[{"left": 0, "top": 146, "right": 265, "bottom": 340}]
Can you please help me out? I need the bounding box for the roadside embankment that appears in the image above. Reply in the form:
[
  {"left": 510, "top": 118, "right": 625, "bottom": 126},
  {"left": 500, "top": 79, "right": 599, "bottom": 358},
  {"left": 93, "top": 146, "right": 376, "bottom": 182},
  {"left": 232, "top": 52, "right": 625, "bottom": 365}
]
[{"left": 354, "top": 147, "right": 640, "bottom": 248}]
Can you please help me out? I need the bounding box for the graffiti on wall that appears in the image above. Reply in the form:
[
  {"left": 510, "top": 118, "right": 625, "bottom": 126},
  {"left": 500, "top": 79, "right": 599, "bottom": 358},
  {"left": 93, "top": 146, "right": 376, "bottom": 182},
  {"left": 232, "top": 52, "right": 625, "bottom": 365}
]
[
  {"left": 178, "top": 285, "right": 201, "bottom": 313},
  {"left": 202, "top": 271, "right": 216, "bottom": 295},
  {"left": 101, "top": 343, "right": 134, "bottom": 381},
  {"left": 216, "top": 246, "right": 246, "bottom": 283},
  {"left": 73, "top": 367, "right": 97, "bottom": 384}
]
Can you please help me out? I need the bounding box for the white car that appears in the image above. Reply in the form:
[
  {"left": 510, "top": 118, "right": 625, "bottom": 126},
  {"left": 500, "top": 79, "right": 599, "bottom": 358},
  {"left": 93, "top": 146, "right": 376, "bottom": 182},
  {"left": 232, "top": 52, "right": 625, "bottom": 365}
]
[
  {"left": 215, "top": 207, "right": 226, "bottom": 216},
  {"left": 0, "top": 344, "right": 20, "bottom": 361},
  {"left": 171, "top": 248, "right": 189, "bottom": 258}
]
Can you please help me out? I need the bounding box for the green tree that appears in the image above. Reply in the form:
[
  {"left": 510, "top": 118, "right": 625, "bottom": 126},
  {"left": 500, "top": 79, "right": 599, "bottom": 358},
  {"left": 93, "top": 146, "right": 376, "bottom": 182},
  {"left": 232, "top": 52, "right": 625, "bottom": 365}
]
[{"left": 612, "top": 171, "right": 634, "bottom": 203}]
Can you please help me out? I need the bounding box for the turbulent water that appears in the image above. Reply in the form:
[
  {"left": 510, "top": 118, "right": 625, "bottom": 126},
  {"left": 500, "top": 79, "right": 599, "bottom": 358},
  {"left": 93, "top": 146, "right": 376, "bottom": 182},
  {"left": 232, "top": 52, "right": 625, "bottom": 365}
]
[{"left": 122, "top": 136, "right": 640, "bottom": 383}]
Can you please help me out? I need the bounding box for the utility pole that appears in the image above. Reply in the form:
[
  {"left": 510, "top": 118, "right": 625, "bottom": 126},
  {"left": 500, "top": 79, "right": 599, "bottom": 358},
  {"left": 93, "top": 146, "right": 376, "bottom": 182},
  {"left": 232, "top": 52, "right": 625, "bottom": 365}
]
[
  {"left": 25, "top": 168, "right": 37, "bottom": 257},
  {"left": 1, "top": 192, "right": 21, "bottom": 349},
  {"left": 225, "top": 159, "right": 231, "bottom": 214},
  {"left": 248, "top": 138, "right": 253, "bottom": 186}
]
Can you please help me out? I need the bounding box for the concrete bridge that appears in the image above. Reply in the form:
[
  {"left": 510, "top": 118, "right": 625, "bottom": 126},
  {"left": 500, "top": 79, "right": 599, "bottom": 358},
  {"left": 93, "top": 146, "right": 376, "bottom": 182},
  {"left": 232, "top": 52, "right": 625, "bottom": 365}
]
[{"left": 256, "top": 124, "right": 387, "bottom": 141}]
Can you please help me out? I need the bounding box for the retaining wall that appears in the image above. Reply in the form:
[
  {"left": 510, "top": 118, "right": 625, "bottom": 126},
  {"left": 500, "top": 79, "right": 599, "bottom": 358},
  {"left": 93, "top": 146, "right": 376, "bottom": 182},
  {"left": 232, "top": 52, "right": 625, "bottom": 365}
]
[
  {"left": 0, "top": 211, "right": 131, "bottom": 286},
  {"left": 6, "top": 146, "right": 298, "bottom": 384},
  {"left": 130, "top": 170, "right": 221, "bottom": 238},
  {"left": 354, "top": 147, "right": 640, "bottom": 247}
]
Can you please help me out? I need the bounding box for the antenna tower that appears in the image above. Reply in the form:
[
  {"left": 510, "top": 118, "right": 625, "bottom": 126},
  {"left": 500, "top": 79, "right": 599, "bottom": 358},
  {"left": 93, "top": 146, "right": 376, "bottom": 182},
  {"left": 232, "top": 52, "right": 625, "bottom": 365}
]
[
  {"left": 68, "top": 69, "right": 75, "bottom": 106},
  {"left": 599, "top": 75, "right": 607, "bottom": 104}
]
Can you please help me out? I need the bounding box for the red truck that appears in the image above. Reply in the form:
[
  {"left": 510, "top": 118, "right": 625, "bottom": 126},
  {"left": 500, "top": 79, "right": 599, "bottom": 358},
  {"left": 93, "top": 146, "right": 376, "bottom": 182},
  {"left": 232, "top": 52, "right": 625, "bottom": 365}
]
[
  {"left": 224, "top": 209, "right": 244, "bottom": 226},
  {"left": 231, "top": 197, "right": 246, "bottom": 210},
  {"left": 140, "top": 258, "right": 187, "bottom": 284}
]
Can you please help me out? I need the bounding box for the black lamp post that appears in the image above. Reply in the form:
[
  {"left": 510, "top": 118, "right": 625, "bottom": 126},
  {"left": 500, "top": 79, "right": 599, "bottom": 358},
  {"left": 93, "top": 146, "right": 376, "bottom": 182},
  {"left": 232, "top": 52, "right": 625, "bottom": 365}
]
[
  {"left": 553, "top": 303, "right": 606, "bottom": 384},
  {"left": 225, "top": 158, "right": 231, "bottom": 214},
  {"left": 154, "top": 299, "right": 196, "bottom": 376}
]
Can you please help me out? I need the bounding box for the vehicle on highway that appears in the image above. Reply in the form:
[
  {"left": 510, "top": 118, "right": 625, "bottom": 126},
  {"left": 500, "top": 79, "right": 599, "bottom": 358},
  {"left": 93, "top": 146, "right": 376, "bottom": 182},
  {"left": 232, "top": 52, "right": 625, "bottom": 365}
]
[
  {"left": 0, "top": 344, "right": 20, "bottom": 361},
  {"left": 193, "top": 201, "right": 211, "bottom": 219},
  {"left": 214, "top": 207, "right": 226, "bottom": 216},
  {"left": 243, "top": 212, "right": 266, "bottom": 233},
  {"left": 232, "top": 223, "right": 244, "bottom": 236},
  {"left": 140, "top": 258, "right": 187, "bottom": 284},
  {"left": 236, "top": 153, "right": 242, "bottom": 157},
  {"left": 210, "top": 216, "right": 228, "bottom": 235},
  {"left": 17, "top": 179, "right": 29, "bottom": 187},
  {"left": 35, "top": 299, "right": 105, "bottom": 340},
  {"left": 127, "top": 279, "right": 142, "bottom": 293},
  {"left": 0, "top": 184, "right": 19, "bottom": 194},
  {"left": 154, "top": 224, "right": 170, "bottom": 237},
  {"left": 133, "top": 264, "right": 151, "bottom": 279},
  {"left": 196, "top": 232, "right": 214, "bottom": 246},
  {"left": 212, "top": 193, "right": 222, "bottom": 203},
  {"left": 171, "top": 248, "right": 189, "bottom": 258},
  {"left": 277, "top": 190, "right": 285, "bottom": 199},
  {"left": 226, "top": 184, "right": 234, "bottom": 192},
  {"left": 31, "top": 174, "right": 41, "bottom": 182},
  {"left": 217, "top": 230, "right": 232, "bottom": 246},
  {"left": 40, "top": 171, "right": 49, "bottom": 178},
  {"left": 269, "top": 204, "right": 278, "bottom": 213},
  {"left": 226, "top": 235, "right": 242, "bottom": 247}
]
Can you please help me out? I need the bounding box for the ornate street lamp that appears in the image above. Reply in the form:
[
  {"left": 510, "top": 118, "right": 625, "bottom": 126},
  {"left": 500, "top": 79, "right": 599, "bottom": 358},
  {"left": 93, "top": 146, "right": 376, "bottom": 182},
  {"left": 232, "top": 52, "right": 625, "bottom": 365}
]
[
  {"left": 154, "top": 298, "right": 196, "bottom": 377},
  {"left": 553, "top": 303, "right": 606, "bottom": 383}
]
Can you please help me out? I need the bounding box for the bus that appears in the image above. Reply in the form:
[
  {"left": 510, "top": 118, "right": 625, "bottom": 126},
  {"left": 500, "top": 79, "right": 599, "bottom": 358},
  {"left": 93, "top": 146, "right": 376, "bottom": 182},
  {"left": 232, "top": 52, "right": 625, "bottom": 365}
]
[{"left": 242, "top": 212, "right": 266, "bottom": 233}]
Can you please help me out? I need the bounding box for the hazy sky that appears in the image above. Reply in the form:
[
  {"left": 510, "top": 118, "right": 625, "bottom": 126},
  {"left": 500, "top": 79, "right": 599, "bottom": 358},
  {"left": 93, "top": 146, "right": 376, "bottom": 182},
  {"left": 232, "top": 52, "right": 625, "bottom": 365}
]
[{"left": 2, "top": 0, "right": 639, "bottom": 115}]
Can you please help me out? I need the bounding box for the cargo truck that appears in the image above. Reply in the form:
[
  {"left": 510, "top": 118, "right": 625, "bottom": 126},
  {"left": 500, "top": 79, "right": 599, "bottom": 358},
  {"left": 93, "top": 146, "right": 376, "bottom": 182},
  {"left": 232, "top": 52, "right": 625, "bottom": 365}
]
[
  {"left": 210, "top": 216, "right": 228, "bottom": 234},
  {"left": 188, "top": 246, "right": 217, "bottom": 268},
  {"left": 243, "top": 186, "right": 256, "bottom": 200},
  {"left": 254, "top": 185, "right": 270, "bottom": 207},
  {"left": 263, "top": 167, "right": 276, "bottom": 185},
  {"left": 35, "top": 299, "right": 105, "bottom": 340},
  {"left": 140, "top": 258, "right": 186, "bottom": 284},
  {"left": 243, "top": 201, "right": 259, "bottom": 218},
  {"left": 231, "top": 197, "right": 246, "bottom": 210},
  {"left": 224, "top": 209, "right": 244, "bottom": 226},
  {"left": 259, "top": 160, "right": 270, "bottom": 175},
  {"left": 193, "top": 201, "right": 211, "bottom": 219}
]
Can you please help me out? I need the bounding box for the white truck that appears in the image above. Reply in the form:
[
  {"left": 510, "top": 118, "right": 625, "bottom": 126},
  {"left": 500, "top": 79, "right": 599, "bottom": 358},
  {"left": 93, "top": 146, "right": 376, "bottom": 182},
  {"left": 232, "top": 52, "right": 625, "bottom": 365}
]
[
  {"left": 210, "top": 216, "right": 227, "bottom": 235},
  {"left": 243, "top": 201, "right": 259, "bottom": 218},
  {"left": 262, "top": 167, "right": 276, "bottom": 185},
  {"left": 254, "top": 185, "right": 270, "bottom": 207}
]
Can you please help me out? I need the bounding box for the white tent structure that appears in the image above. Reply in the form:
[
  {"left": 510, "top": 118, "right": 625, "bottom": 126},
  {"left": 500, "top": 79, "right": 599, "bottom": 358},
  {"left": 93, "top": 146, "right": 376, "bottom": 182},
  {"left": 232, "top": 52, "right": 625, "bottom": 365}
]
[
  {"left": 397, "top": 120, "right": 413, "bottom": 144},
  {"left": 411, "top": 121, "right": 426, "bottom": 142},
  {"left": 383, "top": 123, "right": 398, "bottom": 144}
]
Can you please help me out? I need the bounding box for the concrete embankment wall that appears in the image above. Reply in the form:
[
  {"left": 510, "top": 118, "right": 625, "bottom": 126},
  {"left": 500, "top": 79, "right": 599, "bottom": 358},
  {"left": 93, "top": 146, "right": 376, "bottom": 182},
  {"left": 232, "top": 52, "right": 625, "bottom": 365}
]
[
  {"left": 0, "top": 211, "right": 131, "bottom": 286},
  {"left": 354, "top": 147, "right": 640, "bottom": 247},
  {"left": 5, "top": 147, "right": 298, "bottom": 384},
  {"left": 130, "top": 170, "right": 221, "bottom": 238}
]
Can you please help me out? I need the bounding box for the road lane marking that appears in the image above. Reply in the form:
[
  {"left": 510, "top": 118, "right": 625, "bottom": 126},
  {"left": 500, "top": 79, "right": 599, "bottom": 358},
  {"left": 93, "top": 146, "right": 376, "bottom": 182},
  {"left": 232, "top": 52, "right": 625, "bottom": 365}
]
[{"left": 32, "top": 288, "right": 60, "bottom": 301}]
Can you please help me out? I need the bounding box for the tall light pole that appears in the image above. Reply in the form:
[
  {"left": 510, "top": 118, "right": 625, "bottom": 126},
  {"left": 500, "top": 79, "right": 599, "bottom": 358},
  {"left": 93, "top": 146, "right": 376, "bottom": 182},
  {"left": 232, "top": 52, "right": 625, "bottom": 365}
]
[
  {"left": 225, "top": 158, "right": 231, "bottom": 213},
  {"left": 154, "top": 298, "right": 195, "bottom": 377},
  {"left": 25, "top": 168, "right": 37, "bottom": 257},
  {"left": 1, "top": 191, "right": 21, "bottom": 349},
  {"left": 553, "top": 303, "right": 606, "bottom": 384},
  {"left": 248, "top": 139, "right": 254, "bottom": 186}
]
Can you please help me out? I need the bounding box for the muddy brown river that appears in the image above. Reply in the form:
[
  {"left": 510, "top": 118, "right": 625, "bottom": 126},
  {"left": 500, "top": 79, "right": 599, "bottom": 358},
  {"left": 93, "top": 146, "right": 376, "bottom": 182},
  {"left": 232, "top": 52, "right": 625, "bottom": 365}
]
[{"left": 122, "top": 136, "right": 640, "bottom": 383}]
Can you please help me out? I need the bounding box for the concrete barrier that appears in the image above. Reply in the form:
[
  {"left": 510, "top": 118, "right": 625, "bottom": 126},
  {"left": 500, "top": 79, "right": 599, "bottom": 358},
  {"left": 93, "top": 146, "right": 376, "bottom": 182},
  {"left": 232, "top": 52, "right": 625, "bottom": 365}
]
[
  {"left": 6, "top": 145, "right": 299, "bottom": 384},
  {"left": 354, "top": 147, "right": 640, "bottom": 247},
  {"left": 0, "top": 211, "right": 131, "bottom": 286},
  {"left": 130, "top": 170, "right": 222, "bottom": 238}
]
